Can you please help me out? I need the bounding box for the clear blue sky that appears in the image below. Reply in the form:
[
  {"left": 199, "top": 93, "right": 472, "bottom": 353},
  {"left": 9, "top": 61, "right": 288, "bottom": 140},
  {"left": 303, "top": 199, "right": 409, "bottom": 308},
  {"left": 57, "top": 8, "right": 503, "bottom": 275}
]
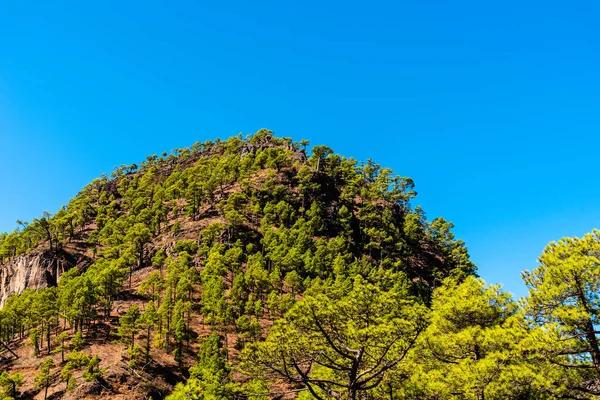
[{"left": 1, "top": 1, "right": 598, "bottom": 297}]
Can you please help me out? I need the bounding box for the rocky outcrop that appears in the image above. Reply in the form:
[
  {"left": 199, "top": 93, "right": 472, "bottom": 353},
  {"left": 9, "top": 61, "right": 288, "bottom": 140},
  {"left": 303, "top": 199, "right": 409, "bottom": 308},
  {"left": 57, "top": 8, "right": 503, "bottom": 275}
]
[
  {"left": 62, "top": 381, "right": 103, "bottom": 399},
  {"left": 240, "top": 135, "right": 307, "bottom": 162},
  {"left": 0, "top": 250, "right": 80, "bottom": 307}
]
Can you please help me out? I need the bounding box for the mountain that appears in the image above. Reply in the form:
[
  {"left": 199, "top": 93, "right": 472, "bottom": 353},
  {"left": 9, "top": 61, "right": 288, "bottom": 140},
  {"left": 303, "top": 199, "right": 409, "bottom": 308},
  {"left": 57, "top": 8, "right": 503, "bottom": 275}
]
[
  {"left": 0, "top": 130, "right": 475, "bottom": 399},
  {"left": 3, "top": 130, "right": 600, "bottom": 399}
]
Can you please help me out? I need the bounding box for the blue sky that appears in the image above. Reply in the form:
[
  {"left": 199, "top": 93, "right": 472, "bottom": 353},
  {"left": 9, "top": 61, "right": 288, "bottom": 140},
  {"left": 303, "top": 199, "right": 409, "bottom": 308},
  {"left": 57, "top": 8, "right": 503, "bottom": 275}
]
[{"left": 1, "top": 0, "right": 598, "bottom": 297}]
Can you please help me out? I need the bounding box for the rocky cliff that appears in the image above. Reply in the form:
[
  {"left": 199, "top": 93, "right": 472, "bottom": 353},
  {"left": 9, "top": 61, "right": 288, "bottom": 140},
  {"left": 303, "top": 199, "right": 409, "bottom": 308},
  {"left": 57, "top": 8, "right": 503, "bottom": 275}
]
[{"left": 0, "top": 249, "right": 82, "bottom": 307}]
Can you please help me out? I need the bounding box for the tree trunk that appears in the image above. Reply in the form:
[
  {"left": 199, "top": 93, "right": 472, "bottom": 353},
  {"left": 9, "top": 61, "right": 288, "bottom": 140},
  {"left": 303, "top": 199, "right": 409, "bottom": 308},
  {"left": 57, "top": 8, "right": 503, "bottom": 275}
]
[
  {"left": 0, "top": 340, "right": 18, "bottom": 359},
  {"left": 575, "top": 281, "right": 600, "bottom": 376},
  {"left": 584, "top": 320, "right": 600, "bottom": 376},
  {"left": 47, "top": 325, "right": 51, "bottom": 354},
  {"left": 165, "top": 318, "right": 170, "bottom": 352},
  {"left": 146, "top": 327, "right": 151, "bottom": 362},
  {"left": 348, "top": 388, "right": 356, "bottom": 400}
]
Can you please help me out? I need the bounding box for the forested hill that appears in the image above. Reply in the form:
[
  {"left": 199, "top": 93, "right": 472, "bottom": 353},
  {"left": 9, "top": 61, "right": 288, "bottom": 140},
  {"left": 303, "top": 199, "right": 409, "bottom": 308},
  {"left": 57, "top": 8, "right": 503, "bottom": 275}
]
[
  {"left": 5, "top": 131, "right": 598, "bottom": 399},
  {"left": 0, "top": 130, "right": 476, "bottom": 399},
  {"left": 0, "top": 130, "right": 474, "bottom": 287}
]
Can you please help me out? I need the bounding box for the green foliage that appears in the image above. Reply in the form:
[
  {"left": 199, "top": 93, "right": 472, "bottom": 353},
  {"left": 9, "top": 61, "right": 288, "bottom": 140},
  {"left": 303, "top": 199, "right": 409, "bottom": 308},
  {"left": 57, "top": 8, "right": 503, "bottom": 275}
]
[
  {"left": 83, "top": 354, "right": 104, "bottom": 382},
  {"left": 242, "top": 274, "right": 427, "bottom": 399},
  {"left": 141, "top": 301, "right": 159, "bottom": 362},
  {"left": 139, "top": 270, "right": 165, "bottom": 303},
  {"left": 71, "top": 330, "right": 84, "bottom": 351},
  {"left": 34, "top": 357, "right": 55, "bottom": 400},
  {"left": 29, "top": 327, "right": 41, "bottom": 357},
  {"left": 118, "top": 304, "right": 141, "bottom": 349},
  {"left": 128, "top": 344, "right": 145, "bottom": 369},
  {"left": 0, "top": 371, "right": 23, "bottom": 400},
  {"left": 283, "top": 270, "right": 302, "bottom": 295},
  {"left": 402, "top": 277, "right": 537, "bottom": 399},
  {"left": 522, "top": 229, "right": 600, "bottom": 398},
  {"left": 55, "top": 331, "right": 69, "bottom": 362},
  {"left": 172, "top": 300, "right": 188, "bottom": 368},
  {"left": 61, "top": 351, "right": 105, "bottom": 390},
  {"left": 167, "top": 333, "right": 232, "bottom": 399},
  {"left": 60, "top": 363, "right": 75, "bottom": 392},
  {"left": 173, "top": 239, "right": 199, "bottom": 255}
]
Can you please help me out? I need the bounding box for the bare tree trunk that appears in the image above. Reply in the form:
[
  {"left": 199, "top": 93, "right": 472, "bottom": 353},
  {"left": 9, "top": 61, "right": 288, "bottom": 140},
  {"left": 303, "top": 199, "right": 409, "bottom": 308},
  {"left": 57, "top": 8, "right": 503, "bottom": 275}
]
[
  {"left": 0, "top": 340, "right": 18, "bottom": 359},
  {"left": 47, "top": 325, "right": 51, "bottom": 354}
]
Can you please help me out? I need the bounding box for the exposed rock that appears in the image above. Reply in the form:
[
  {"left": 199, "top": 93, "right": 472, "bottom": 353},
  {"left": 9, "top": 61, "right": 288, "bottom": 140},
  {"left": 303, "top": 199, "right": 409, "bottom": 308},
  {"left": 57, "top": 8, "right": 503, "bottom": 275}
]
[
  {"left": 291, "top": 150, "right": 307, "bottom": 163},
  {"left": 135, "top": 381, "right": 170, "bottom": 400},
  {"left": 241, "top": 134, "right": 294, "bottom": 156},
  {"left": 62, "top": 381, "right": 103, "bottom": 399},
  {"left": 105, "top": 365, "right": 129, "bottom": 384},
  {"left": 0, "top": 249, "right": 80, "bottom": 307}
]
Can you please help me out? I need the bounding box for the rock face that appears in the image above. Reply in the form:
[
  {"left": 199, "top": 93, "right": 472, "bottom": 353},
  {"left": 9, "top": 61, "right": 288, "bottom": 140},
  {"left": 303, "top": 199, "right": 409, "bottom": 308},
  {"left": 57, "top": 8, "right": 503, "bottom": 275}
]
[{"left": 0, "top": 250, "right": 79, "bottom": 307}]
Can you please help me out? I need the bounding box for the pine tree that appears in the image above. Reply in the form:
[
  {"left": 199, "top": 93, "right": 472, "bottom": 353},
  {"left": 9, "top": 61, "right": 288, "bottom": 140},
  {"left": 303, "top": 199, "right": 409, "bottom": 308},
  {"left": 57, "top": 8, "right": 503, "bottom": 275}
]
[
  {"left": 167, "top": 333, "right": 232, "bottom": 399},
  {"left": 0, "top": 371, "right": 24, "bottom": 399},
  {"left": 34, "top": 357, "right": 55, "bottom": 400},
  {"left": 29, "top": 327, "right": 41, "bottom": 357},
  {"left": 83, "top": 355, "right": 103, "bottom": 382},
  {"left": 55, "top": 331, "right": 69, "bottom": 363},
  {"left": 159, "top": 287, "right": 174, "bottom": 351},
  {"left": 172, "top": 300, "right": 187, "bottom": 368},
  {"left": 71, "top": 329, "right": 84, "bottom": 351},
  {"left": 141, "top": 301, "right": 159, "bottom": 363},
  {"left": 523, "top": 229, "right": 600, "bottom": 397},
  {"left": 403, "top": 276, "right": 536, "bottom": 399},
  {"left": 118, "top": 305, "right": 141, "bottom": 349},
  {"left": 242, "top": 275, "right": 427, "bottom": 400}
]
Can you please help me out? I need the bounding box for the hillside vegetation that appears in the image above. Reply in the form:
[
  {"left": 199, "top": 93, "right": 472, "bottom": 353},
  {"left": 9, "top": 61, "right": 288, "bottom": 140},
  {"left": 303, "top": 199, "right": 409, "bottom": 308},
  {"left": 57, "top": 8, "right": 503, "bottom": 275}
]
[{"left": 0, "top": 131, "right": 599, "bottom": 399}]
